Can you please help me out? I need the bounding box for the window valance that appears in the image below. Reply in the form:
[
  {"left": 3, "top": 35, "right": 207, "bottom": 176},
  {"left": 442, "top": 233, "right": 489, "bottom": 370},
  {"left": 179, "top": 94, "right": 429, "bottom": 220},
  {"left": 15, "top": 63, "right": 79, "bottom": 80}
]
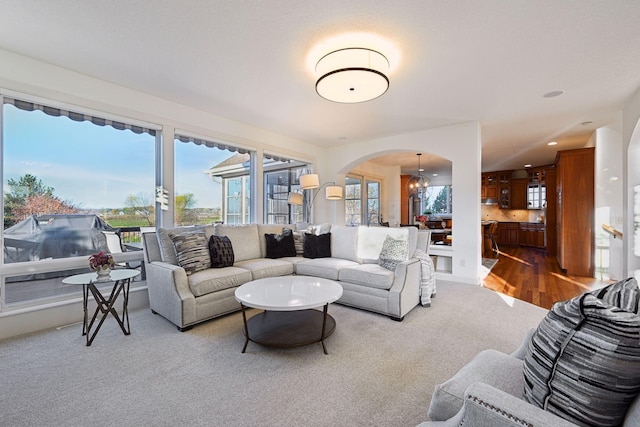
[{"left": 3, "top": 97, "right": 157, "bottom": 136}]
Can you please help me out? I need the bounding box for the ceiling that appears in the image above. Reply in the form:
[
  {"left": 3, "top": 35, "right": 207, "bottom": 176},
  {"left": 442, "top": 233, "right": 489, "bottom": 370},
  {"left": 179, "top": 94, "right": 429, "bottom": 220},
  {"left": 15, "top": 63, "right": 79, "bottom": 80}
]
[{"left": 1, "top": 1, "right": 640, "bottom": 177}]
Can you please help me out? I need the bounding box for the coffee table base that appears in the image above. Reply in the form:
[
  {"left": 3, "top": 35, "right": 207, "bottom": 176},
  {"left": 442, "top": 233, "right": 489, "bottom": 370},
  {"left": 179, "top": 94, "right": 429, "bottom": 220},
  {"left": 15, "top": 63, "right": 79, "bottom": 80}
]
[{"left": 241, "top": 306, "right": 336, "bottom": 354}]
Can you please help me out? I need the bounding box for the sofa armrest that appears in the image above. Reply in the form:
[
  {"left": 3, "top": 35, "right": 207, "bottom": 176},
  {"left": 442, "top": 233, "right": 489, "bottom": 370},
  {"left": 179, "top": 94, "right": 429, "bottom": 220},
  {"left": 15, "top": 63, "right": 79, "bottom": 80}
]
[
  {"left": 145, "top": 261, "right": 196, "bottom": 328},
  {"left": 419, "top": 382, "right": 577, "bottom": 427},
  {"left": 387, "top": 258, "right": 421, "bottom": 318},
  {"left": 509, "top": 328, "right": 536, "bottom": 360}
]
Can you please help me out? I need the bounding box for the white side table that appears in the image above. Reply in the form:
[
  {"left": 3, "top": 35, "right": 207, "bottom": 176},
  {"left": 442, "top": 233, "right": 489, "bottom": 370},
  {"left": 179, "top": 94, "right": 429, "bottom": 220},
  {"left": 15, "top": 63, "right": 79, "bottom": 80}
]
[{"left": 62, "top": 269, "right": 140, "bottom": 346}]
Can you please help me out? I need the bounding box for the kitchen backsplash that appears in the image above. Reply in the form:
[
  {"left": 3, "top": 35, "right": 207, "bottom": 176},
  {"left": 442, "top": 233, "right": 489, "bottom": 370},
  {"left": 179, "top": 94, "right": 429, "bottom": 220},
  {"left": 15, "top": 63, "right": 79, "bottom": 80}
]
[{"left": 481, "top": 205, "right": 544, "bottom": 223}]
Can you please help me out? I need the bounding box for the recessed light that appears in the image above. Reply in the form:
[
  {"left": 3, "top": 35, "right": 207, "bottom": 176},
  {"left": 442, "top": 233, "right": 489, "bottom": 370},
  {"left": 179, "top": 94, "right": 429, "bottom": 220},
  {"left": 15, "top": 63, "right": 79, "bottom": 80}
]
[
  {"left": 524, "top": 164, "right": 532, "bottom": 168},
  {"left": 547, "top": 141, "right": 558, "bottom": 146},
  {"left": 432, "top": 173, "right": 438, "bottom": 177},
  {"left": 543, "top": 90, "right": 565, "bottom": 98}
]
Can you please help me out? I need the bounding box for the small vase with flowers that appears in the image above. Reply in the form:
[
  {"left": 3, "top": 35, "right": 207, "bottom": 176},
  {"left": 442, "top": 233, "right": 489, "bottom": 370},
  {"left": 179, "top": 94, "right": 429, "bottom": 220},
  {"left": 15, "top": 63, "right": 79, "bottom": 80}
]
[{"left": 88, "top": 251, "right": 115, "bottom": 281}]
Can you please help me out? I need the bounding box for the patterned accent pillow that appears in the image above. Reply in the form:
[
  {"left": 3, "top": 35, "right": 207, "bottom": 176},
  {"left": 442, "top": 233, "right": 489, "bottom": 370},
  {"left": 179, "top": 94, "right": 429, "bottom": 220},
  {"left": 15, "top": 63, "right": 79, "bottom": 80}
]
[
  {"left": 208, "top": 235, "right": 234, "bottom": 268},
  {"left": 378, "top": 235, "right": 408, "bottom": 271},
  {"left": 303, "top": 232, "right": 331, "bottom": 259},
  {"left": 292, "top": 231, "right": 305, "bottom": 256},
  {"left": 169, "top": 230, "right": 211, "bottom": 275},
  {"left": 265, "top": 229, "right": 297, "bottom": 259},
  {"left": 523, "top": 277, "right": 640, "bottom": 427}
]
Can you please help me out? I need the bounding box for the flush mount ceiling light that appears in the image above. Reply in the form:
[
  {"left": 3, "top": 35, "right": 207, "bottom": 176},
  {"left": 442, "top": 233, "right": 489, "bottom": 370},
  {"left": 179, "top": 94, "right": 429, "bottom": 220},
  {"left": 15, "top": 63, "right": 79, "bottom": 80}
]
[{"left": 315, "top": 48, "right": 390, "bottom": 103}]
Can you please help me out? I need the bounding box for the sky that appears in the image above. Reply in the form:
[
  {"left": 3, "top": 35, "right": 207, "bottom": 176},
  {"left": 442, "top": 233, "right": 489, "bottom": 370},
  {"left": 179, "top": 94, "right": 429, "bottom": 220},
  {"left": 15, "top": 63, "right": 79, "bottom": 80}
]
[{"left": 3, "top": 105, "right": 226, "bottom": 210}]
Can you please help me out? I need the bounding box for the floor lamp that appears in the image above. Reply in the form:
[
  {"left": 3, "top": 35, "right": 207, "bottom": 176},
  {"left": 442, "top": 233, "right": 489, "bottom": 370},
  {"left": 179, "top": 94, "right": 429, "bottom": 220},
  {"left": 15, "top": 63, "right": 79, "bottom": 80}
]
[{"left": 288, "top": 173, "right": 343, "bottom": 222}]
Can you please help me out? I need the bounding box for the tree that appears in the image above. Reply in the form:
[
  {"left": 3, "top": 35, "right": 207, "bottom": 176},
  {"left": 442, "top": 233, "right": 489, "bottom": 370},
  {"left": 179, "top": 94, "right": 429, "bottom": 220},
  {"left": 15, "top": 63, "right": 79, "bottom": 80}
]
[
  {"left": 175, "top": 193, "right": 197, "bottom": 225},
  {"left": 124, "top": 194, "right": 155, "bottom": 226},
  {"left": 432, "top": 187, "right": 449, "bottom": 213},
  {"left": 4, "top": 174, "right": 78, "bottom": 227}
]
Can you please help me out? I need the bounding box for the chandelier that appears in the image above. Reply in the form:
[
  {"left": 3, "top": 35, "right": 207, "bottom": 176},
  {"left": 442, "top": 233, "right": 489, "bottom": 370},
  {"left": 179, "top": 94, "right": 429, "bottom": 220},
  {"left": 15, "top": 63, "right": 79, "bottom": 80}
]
[{"left": 408, "top": 153, "right": 430, "bottom": 196}]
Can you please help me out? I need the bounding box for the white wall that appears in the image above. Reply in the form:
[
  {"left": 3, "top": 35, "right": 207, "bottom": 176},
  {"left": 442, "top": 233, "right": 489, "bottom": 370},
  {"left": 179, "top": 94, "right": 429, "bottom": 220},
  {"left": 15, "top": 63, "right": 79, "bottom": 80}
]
[
  {"left": 318, "top": 121, "right": 482, "bottom": 284},
  {"left": 623, "top": 86, "right": 640, "bottom": 279},
  {"left": 594, "top": 120, "right": 624, "bottom": 280}
]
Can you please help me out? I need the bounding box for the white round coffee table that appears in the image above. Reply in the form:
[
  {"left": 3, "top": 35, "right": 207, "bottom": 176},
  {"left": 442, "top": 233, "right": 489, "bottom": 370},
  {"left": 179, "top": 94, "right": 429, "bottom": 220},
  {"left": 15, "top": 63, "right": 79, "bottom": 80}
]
[{"left": 234, "top": 276, "right": 343, "bottom": 354}]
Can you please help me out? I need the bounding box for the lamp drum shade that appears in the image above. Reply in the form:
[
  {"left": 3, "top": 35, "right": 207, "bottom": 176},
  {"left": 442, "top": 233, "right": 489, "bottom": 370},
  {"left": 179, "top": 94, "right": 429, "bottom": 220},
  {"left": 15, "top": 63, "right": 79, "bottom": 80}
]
[
  {"left": 288, "top": 192, "right": 304, "bottom": 205},
  {"left": 300, "top": 173, "right": 320, "bottom": 189},
  {"left": 325, "top": 185, "right": 343, "bottom": 200}
]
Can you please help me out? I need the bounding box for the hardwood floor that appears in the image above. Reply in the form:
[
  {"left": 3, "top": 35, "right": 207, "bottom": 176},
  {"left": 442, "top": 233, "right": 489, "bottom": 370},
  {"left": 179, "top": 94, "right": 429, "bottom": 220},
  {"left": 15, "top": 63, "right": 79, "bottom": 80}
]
[{"left": 481, "top": 246, "right": 610, "bottom": 310}]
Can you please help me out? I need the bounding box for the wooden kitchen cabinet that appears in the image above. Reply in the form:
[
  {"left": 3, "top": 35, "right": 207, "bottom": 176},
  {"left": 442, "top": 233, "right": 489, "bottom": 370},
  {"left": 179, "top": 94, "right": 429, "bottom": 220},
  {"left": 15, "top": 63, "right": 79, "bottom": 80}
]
[
  {"left": 519, "top": 223, "right": 545, "bottom": 248},
  {"left": 481, "top": 173, "right": 498, "bottom": 199},
  {"left": 555, "top": 148, "right": 594, "bottom": 276},
  {"left": 510, "top": 178, "right": 528, "bottom": 209},
  {"left": 498, "top": 172, "right": 512, "bottom": 208},
  {"left": 497, "top": 222, "right": 519, "bottom": 245}
]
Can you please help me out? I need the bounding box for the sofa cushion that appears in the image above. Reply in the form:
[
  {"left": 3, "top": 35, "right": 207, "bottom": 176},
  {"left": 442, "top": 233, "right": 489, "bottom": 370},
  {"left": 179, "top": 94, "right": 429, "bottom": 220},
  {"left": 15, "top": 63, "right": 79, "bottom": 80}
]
[
  {"left": 208, "top": 235, "right": 234, "bottom": 268},
  {"left": 169, "top": 229, "right": 211, "bottom": 275},
  {"left": 264, "top": 229, "right": 296, "bottom": 259},
  {"left": 330, "top": 225, "right": 360, "bottom": 262},
  {"left": 357, "top": 226, "right": 409, "bottom": 263},
  {"left": 303, "top": 232, "right": 331, "bottom": 259},
  {"left": 234, "top": 258, "right": 294, "bottom": 280},
  {"left": 378, "top": 235, "right": 408, "bottom": 271},
  {"left": 306, "top": 223, "right": 331, "bottom": 235},
  {"left": 296, "top": 258, "right": 360, "bottom": 280},
  {"left": 157, "top": 225, "right": 214, "bottom": 265},
  {"left": 187, "top": 266, "right": 253, "bottom": 297},
  {"left": 428, "top": 349, "right": 526, "bottom": 421},
  {"left": 338, "top": 264, "right": 395, "bottom": 290},
  {"left": 523, "top": 277, "right": 640, "bottom": 427},
  {"left": 215, "top": 224, "right": 261, "bottom": 262}
]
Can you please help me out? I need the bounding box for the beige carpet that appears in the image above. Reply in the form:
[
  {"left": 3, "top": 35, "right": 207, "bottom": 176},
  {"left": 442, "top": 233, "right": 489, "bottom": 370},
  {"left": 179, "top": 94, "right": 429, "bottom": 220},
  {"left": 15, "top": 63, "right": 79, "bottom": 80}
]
[{"left": 0, "top": 281, "right": 546, "bottom": 426}]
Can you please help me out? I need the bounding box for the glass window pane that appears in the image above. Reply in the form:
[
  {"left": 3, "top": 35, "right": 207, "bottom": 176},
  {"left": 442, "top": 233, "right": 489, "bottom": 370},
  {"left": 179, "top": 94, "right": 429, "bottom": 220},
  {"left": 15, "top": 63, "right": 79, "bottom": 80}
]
[
  {"left": 175, "top": 139, "right": 250, "bottom": 226},
  {"left": 263, "top": 156, "right": 308, "bottom": 224},
  {"left": 3, "top": 102, "right": 155, "bottom": 305}
]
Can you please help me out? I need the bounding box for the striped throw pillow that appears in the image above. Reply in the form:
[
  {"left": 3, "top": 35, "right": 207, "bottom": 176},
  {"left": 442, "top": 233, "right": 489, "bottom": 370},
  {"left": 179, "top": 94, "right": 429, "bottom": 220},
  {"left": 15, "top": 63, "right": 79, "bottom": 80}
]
[
  {"left": 169, "top": 229, "right": 211, "bottom": 275},
  {"left": 523, "top": 277, "right": 640, "bottom": 427}
]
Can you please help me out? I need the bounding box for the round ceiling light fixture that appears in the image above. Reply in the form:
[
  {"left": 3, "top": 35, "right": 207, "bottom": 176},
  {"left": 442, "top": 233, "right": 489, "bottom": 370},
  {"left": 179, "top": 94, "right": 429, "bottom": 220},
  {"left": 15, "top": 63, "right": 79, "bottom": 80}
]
[{"left": 315, "top": 48, "right": 389, "bottom": 103}]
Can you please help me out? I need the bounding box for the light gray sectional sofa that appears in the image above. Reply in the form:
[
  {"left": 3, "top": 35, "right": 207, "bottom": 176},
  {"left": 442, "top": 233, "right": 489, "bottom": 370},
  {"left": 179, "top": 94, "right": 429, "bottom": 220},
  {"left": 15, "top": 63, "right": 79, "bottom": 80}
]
[{"left": 142, "top": 223, "right": 432, "bottom": 331}]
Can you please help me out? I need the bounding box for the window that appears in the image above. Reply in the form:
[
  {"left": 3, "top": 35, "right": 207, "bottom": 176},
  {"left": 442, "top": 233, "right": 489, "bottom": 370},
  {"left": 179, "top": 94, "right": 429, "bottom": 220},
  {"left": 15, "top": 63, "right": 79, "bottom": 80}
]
[
  {"left": 175, "top": 135, "right": 252, "bottom": 226},
  {"left": 420, "top": 185, "right": 453, "bottom": 215},
  {"left": 366, "top": 180, "right": 381, "bottom": 225},
  {"left": 345, "top": 176, "right": 362, "bottom": 226},
  {"left": 225, "top": 176, "right": 250, "bottom": 225},
  {"left": 2, "top": 96, "right": 157, "bottom": 305},
  {"left": 263, "top": 156, "right": 308, "bottom": 225},
  {"left": 345, "top": 176, "right": 381, "bottom": 226}
]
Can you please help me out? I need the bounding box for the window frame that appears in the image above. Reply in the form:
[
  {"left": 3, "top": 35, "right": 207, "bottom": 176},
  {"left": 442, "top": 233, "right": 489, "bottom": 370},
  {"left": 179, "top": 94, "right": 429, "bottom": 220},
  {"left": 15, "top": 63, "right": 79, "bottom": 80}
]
[{"left": 0, "top": 92, "right": 161, "bottom": 309}]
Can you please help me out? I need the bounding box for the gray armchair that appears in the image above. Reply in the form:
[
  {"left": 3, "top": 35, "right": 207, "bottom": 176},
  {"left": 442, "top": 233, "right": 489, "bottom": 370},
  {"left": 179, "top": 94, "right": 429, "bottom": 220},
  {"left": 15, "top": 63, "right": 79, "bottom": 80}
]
[{"left": 421, "top": 328, "right": 640, "bottom": 427}]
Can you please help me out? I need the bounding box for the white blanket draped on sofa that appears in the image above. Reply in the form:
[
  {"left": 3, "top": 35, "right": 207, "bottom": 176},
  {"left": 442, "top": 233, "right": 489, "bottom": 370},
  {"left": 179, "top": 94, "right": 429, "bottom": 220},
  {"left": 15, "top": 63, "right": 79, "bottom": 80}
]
[{"left": 414, "top": 248, "right": 436, "bottom": 306}]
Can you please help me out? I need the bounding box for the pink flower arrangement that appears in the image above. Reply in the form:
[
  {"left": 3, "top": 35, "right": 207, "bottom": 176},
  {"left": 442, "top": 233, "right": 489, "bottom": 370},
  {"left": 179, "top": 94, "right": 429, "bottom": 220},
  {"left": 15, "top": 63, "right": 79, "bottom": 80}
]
[
  {"left": 88, "top": 251, "right": 115, "bottom": 271},
  {"left": 415, "top": 215, "right": 428, "bottom": 223}
]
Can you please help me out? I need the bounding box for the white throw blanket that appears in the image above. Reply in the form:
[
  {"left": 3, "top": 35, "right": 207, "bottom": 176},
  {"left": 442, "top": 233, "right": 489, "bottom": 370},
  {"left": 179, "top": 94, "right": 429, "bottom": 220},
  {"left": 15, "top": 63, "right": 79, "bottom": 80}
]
[{"left": 414, "top": 248, "right": 436, "bottom": 306}]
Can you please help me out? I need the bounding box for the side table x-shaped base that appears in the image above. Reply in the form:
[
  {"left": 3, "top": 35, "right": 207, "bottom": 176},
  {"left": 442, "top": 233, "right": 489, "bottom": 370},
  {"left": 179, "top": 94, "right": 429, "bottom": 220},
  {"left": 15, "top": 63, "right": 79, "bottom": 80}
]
[
  {"left": 64, "top": 269, "right": 140, "bottom": 346},
  {"left": 82, "top": 279, "right": 131, "bottom": 346}
]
